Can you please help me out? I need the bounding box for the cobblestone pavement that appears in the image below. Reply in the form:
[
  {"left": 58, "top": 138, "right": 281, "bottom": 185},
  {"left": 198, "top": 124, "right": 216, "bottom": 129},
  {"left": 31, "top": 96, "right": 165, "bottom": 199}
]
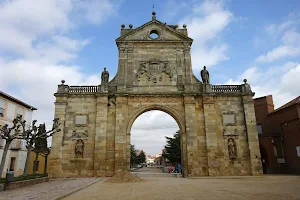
[
  {"left": 133, "top": 166, "right": 163, "bottom": 173},
  {"left": 0, "top": 178, "right": 101, "bottom": 200},
  {"left": 63, "top": 175, "right": 300, "bottom": 200}
]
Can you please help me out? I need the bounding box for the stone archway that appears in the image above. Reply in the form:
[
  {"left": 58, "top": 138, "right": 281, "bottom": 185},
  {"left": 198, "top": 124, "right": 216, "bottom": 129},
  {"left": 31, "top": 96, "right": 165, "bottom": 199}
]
[
  {"left": 126, "top": 104, "right": 187, "bottom": 177},
  {"left": 49, "top": 12, "right": 263, "bottom": 178},
  {"left": 126, "top": 104, "right": 185, "bottom": 135}
]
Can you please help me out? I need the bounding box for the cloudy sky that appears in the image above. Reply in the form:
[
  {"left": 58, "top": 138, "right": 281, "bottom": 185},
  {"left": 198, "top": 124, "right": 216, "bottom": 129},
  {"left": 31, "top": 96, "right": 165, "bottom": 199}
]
[{"left": 0, "top": 0, "right": 299, "bottom": 155}]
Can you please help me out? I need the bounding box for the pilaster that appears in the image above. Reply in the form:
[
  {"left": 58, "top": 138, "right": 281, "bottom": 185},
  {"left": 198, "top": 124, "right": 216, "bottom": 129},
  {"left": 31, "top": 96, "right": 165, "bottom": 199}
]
[
  {"left": 203, "top": 95, "right": 220, "bottom": 176},
  {"left": 242, "top": 95, "right": 263, "bottom": 175},
  {"left": 114, "top": 95, "right": 128, "bottom": 172},
  {"left": 94, "top": 95, "right": 108, "bottom": 176},
  {"left": 183, "top": 46, "right": 192, "bottom": 85},
  {"left": 117, "top": 44, "right": 127, "bottom": 90},
  {"left": 183, "top": 95, "right": 197, "bottom": 177},
  {"left": 48, "top": 96, "right": 68, "bottom": 178}
]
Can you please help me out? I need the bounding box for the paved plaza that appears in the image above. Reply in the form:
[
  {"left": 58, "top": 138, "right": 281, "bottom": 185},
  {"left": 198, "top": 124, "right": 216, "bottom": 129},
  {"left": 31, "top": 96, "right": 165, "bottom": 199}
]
[
  {"left": 0, "top": 178, "right": 101, "bottom": 200},
  {"left": 63, "top": 175, "right": 300, "bottom": 200},
  {"left": 0, "top": 175, "right": 299, "bottom": 200}
]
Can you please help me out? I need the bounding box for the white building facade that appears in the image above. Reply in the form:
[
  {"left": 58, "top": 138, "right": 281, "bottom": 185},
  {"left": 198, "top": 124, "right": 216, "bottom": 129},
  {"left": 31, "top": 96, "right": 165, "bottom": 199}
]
[{"left": 0, "top": 91, "right": 37, "bottom": 177}]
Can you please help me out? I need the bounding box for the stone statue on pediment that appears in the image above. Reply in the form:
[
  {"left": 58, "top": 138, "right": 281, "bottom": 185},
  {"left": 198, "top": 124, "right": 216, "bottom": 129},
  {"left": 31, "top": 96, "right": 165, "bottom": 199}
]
[
  {"left": 201, "top": 66, "right": 210, "bottom": 84},
  {"left": 101, "top": 68, "right": 109, "bottom": 84}
]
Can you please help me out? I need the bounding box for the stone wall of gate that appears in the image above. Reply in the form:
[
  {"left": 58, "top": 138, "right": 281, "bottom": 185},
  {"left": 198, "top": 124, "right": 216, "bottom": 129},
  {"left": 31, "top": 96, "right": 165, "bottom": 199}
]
[
  {"left": 48, "top": 91, "right": 262, "bottom": 178},
  {"left": 48, "top": 13, "right": 262, "bottom": 177}
]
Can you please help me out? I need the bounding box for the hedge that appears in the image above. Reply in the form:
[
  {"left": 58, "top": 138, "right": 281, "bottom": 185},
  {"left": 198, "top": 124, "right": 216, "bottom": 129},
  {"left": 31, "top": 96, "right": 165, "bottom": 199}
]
[{"left": 0, "top": 173, "right": 48, "bottom": 183}]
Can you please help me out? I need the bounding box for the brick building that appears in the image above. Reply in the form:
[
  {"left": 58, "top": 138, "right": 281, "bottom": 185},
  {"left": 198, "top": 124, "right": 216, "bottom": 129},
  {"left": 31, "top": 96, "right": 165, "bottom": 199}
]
[{"left": 254, "top": 95, "right": 300, "bottom": 174}]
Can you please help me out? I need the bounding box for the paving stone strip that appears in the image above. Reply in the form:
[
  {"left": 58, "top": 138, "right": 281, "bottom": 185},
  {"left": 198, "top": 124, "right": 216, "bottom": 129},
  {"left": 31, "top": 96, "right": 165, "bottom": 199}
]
[{"left": 0, "top": 178, "right": 102, "bottom": 200}]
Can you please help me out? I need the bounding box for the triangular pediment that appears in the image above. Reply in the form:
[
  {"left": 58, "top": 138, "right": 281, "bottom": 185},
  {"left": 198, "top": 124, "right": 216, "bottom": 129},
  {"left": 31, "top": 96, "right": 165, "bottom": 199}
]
[{"left": 116, "top": 20, "right": 193, "bottom": 43}]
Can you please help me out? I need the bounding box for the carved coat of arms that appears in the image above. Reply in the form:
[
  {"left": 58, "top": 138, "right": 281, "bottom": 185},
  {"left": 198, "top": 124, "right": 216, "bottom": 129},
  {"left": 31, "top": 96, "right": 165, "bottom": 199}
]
[{"left": 137, "top": 59, "right": 173, "bottom": 83}]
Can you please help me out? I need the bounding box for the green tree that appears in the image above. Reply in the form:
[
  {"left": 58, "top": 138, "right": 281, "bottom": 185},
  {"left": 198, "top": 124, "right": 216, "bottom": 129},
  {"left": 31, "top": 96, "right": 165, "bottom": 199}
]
[
  {"left": 21, "top": 118, "right": 60, "bottom": 176},
  {"left": 136, "top": 150, "right": 146, "bottom": 164},
  {"left": 32, "top": 123, "right": 49, "bottom": 174},
  {"left": 130, "top": 144, "right": 137, "bottom": 167},
  {"left": 163, "top": 130, "right": 181, "bottom": 164}
]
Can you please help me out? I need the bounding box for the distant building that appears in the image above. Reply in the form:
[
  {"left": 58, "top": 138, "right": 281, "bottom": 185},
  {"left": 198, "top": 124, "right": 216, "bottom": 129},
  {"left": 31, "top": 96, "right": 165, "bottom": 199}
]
[
  {"left": 146, "top": 155, "right": 154, "bottom": 164},
  {"left": 254, "top": 95, "right": 300, "bottom": 174},
  {"left": 0, "top": 91, "right": 37, "bottom": 177},
  {"left": 155, "top": 153, "right": 162, "bottom": 158}
]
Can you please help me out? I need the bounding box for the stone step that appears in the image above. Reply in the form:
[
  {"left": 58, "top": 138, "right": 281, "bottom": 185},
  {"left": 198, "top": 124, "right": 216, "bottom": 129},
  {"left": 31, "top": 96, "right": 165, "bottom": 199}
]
[{"left": 131, "top": 172, "right": 182, "bottom": 178}]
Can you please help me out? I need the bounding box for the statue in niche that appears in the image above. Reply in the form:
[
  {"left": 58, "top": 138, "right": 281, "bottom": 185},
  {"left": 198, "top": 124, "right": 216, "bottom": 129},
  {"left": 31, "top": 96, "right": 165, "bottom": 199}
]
[
  {"left": 201, "top": 66, "right": 210, "bottom": 84},
  {"left": 101, "top": 67, "right": 109, "bottom": 84},
  {"left": 75, "top": 139, "right": 84, "bottom": 158},
  {"left": 228, "top": 138, "right": 237, "bottom": 159}
]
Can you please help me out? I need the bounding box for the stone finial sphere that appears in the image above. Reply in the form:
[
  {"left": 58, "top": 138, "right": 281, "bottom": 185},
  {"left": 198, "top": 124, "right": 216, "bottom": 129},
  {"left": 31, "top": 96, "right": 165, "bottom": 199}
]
[
  {"left": 183, "top": 24, "right": 187, "bottom": 28},
  {"left": 61, "top": 80, "right": 65, "bottom": 84},
  {"left": 152, "top": 11, "right": 156, "bottom": 16},
  {"left": 243, "top": 79, "right": 247, "bottom": 83},
  {"left": 121, "top": 24, "right": 125, "bottom": 28},
  {"left": 129, "top": 24, "right": 133, "bottom": 28}
]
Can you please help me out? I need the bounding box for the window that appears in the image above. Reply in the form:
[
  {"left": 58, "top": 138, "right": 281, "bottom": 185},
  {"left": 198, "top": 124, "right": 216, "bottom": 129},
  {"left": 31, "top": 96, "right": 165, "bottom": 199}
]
[
  {"left": 6, "top": 103, "right": 16, "bottom": 120},
  {"left": 9, "top": 157, "right": 16, "bottom": 171},
  {"left": 256, "top": 125, "right": 263, "bottom": 134},
  {"left": 296, "top": 146, "right": 300, "bottom": 157},
  {"left": 11, "top": 140, "right": 16, "bottom": 149},
  {"left": 17, "top": 106, "right": 24, "bottom": 119},
  {"left": 273, "top": 146, "right": 278, "bottom": 157},
  {"left": 149, "top": 30, "right": 159, "bottom": 39},
  {"left": 0, "top": 138, "right": 4, "bottom": 148},
  {"left": 20, "top": 141, "right": 25, "bottom": 149},
  {"left": 33, "top": 161, "right": 40, "bottom": 171},
  {"left": 0, "top": 98, "right": 5, "bottom": 117}
]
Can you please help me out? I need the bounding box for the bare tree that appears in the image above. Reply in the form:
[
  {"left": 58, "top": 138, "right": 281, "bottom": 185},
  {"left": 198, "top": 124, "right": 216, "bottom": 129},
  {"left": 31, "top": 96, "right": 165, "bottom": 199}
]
[
  {"left": 20, "top": 118, "right": 60, "bottom": 176},
  {"left": 0, "top": 116, "right": 23, "bottom": 177},
  {"left": 32, "top": 123, "right": 49, "bottom": 174},
  {"left": 0, "top": 116, "right": 60, "bottom": 177}
]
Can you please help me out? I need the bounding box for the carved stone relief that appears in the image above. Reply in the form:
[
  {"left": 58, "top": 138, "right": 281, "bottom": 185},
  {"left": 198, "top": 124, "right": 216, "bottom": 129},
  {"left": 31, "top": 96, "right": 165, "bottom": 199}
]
[
  {"left": 223, "top": 128, "right": 238, "bottom": 136},
  {"left": 136, "top": 60, "right": 173, "bottom": 83},
  {"left": 72, "top": 130, "right": 88, "bottom": 139}
]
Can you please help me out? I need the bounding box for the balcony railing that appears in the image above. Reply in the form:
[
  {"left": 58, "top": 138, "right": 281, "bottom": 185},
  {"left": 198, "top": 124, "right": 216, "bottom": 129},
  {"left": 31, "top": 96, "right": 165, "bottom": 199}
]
[
  {"left": 69, "top": 86, "right": 99, "bottom": 93},
  {"left": 212, "top": 85, "right": 241, "bottom": 93},
  {"left": 58, "top": 83, "right": 246, "bottom": 94}
]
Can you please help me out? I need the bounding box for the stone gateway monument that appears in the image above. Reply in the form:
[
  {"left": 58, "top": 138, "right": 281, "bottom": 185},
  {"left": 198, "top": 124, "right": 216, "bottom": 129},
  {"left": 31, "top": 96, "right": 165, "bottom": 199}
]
[{"left": 49, "top": 12, "right": 262, "bottom": 177}]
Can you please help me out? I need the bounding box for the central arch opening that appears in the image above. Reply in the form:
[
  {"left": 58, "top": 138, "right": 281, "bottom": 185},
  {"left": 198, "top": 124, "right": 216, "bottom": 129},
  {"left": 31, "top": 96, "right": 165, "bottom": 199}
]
[{"left": 129, "top": 110, "right": 183, "bottom": 176}]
